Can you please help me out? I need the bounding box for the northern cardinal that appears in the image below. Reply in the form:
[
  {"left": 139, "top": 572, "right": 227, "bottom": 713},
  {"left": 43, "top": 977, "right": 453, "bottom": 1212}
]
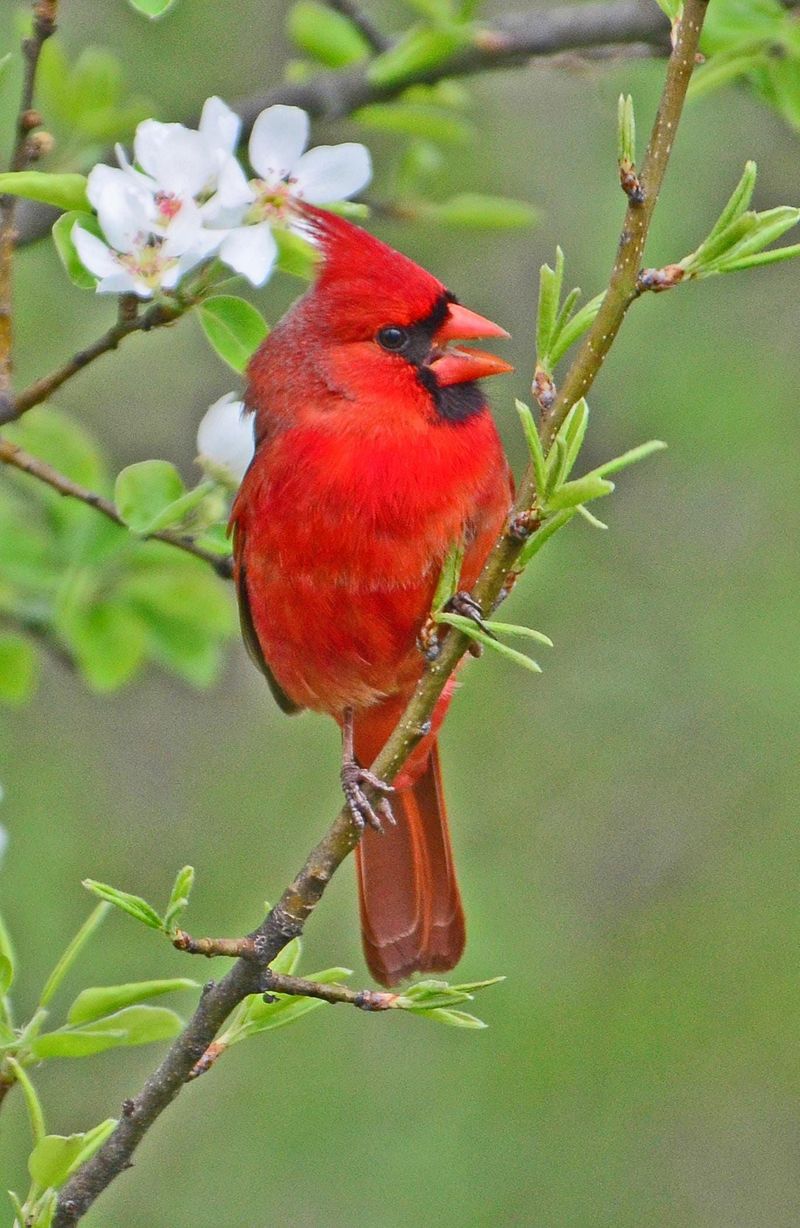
[{"left": 231, "top": 204, "right": 513, "bottom": 985}]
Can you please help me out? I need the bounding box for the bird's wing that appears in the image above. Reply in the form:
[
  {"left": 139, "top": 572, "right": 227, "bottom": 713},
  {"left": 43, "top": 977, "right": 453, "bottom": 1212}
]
[{"left": 234, "top": 547, "right": 304, "bottom": 716}]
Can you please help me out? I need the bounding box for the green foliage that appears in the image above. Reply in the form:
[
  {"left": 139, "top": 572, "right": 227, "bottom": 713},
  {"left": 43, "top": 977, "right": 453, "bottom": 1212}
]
[
  {"left": 367, "top": 27, "right": 469, "bottom": 87},
  {"left": 287, "top": 1, "right": 370, "bottom": 67},
  {"left": 393, "top": 976, "right": 505, "bottom": 1028},
  {"left": 52, "top": 212, "right": 101, "bottom": 289},
  {"left": 27, "top": 1120, "right": 117, "bottom": 1190},
  {"left": 675, "top": 162, "right": 800, "bottom": 278},
  {"left": 435, "top": 611, "right": 549, "bottom": 675},
  {"left": 163, "top": 865, "right": 195, "bottom": 932},
  {"left": 36, "top": 41, "right": 151, "bottom": 167},
  {"left": 31, "top": 1005, "right": 184, "bottom": 1058},
  {"left": 38, "top": 904, "right": 111, "bottom": 1009},
  {"left": 423, "top": 193, "right": 537, "bottom": 229},
  {"left": 0, "top": 409, "right": 237, "bottom": 699},
  {"left": 198, "top": 296, "right": 270, "bottom": 374},
  {"left": 695, "top": 0, "right": 800, "bottom": 130},
  {"left": 82, "top": 863, "right": 195, "bottom": 936},
  {"left": 535, "top": 249, "right": 604, "bottom": 375},
  {"left": 0, "top": 171, "right": 88, "bottom": 212},
  {"left": 617, "top": 93, "right": 636, "bottom": 167},
  {"left": 0, "top": 635, "right": 37, "bottom": 705},
  {"left": 67, "top": 979, "right": 198, "bottom": 1025},
  {"left": 129, "top": 0, "right": 179, "bottom": 15}
]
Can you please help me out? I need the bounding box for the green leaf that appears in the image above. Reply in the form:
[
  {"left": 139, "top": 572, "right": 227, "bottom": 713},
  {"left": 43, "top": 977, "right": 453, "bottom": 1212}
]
[
  {"left": 58, "top": 600, "right": 147, "bottom": 692},
  {"left": 412, "top": 1006, "right": 488, "bottom": 1028},
  {"left": 536, "top": 249, "right": 563, "bottom": 363},
  {"left": 114, "top": 460, "right": 185, "bottom": 535},
  {"left": 31, "top": 1005, "right": 182, "bottom": 1059},
  {"left": 355, "top": 102, "right": 472, "bottom": 145},
  {"left": 52, "top": 212, "right": 100, "bottom": 289},
  {"left": 71, "top": 47, "right": 123, "bottom": 116},
  {"left": 435, "top": 612, "right": 543, "bottom": 674},
  {"left": 129, "top": 0, "right": 178, "bottom": 16},
  {"left": 82, "top": 879, "right": 164, "bottom": 930},
  {"left": 576, "top": 503, "right": 609, "bottom": 530},
  {"left": 481, "top": 621, "right": 553, "bottom": 647},
  {"left": 515, "top": 400, "right": 547, "bottom": 497},
  {"left": 163, "top": 865, "right": 195, "bottom": 931},
  {"left": 287, "top": 1, "right": 370, "bottom": 65},
  {"left": 38, "top": 902, "right": 110, "bottom": 1009},
  {"left": 593, "top": 439, "right": 667, "bottom": 477},
  {"left": 617, "top": 93, "right": 636, "bottom": 166},
  {"left": 198, "top": 296, "right": 269, "bottom": 374},
  {"left": 0, "top": 635, "right": 37, "bottom": 705},
  {"left": 0, "top": 909, "right": 14, "bottom": 993},
  {"left": 715, "top": 241, "right": 800, "bottom": 271},
  {"left": 268, "top": 937, "right": 302, "bottom": 976},
  {"left": 548, "top": 292, "right": 604, "bottom": 368},
  {"left": 67, "top": 978, "right": 198, "bottom": 1025},
  {"left": 431, "top": 540, "right": 464, "bottom": 612},
  {"left": 653, "top": 0, "right": 682, "bottom": 19},
  {"left": 426, "top": 193, "right": 536, "bottom": 229},
  {"left": 274, "top": 229, "right": 318, "bottom": 279},
  {"left": 546, "top": 474, "right": 615, "bottom": 511},
  {"left": 367, "top": 26, "right": 468, "bottom": 87},
  {"left": 0, "top": 172, "right": 89, "bottom": 212},
  {"left": 0, "top": 954, "right": 12, "bottom": 996},
  {"left": 5, "top": 1059, "right": 45, "bottom": 1144},
  {"left": 28, "top": 1119, "right": 116, "bottom": 1189},
  {"left": 135, "top": 480, "right": 215, "bottom": 536},
  {"left": 231, "top": 968, "right": 352, "bottom": 1040},
  {"left": 560, "top": 397, "right": 590, "bottom": 477},
  {"left": 516, "top": 509, "right": 576, "bottom": 566}
]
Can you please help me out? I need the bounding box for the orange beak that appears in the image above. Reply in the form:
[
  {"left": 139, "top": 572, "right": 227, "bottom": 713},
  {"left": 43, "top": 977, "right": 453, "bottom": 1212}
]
[{"left": 428, "top": 302, "right": 514, "bottom": 387}]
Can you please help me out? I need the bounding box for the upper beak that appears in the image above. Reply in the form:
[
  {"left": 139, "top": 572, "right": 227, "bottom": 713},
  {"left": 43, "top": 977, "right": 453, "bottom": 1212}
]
[{"left": 428, "top": 302, "right": 514, "bottom": 387}]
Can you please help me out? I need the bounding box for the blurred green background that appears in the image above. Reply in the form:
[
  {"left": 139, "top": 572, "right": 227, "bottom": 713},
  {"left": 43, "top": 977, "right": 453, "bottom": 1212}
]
[{"left": 2, "top": 1, "right": 800, "bottom": 1224}]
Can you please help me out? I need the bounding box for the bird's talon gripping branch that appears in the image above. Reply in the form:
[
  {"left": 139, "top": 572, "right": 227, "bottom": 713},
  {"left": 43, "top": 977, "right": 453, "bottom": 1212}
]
[
  {"left": 444, "top": 590, "right": 498, "bottom": 640},
  {"left": 341, "top": 707, "right": 396, "bottom": 833}
]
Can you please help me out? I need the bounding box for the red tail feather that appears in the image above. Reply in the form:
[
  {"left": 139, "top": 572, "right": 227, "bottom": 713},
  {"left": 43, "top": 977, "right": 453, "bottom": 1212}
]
[{"left": 356, "top": 742, "right": 465, "bottom": 987}]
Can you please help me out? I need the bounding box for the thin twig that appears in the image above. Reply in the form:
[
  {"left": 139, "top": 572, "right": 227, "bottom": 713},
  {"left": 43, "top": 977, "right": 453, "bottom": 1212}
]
[
  {"left": 172, "top": 931, "right": 257, "bottom": 958},
  {"left": 54, "top": 5, "right": 709, "bottom": 1222},
  {"left": 0, "top": 299, "right": 183, "bottom": 427},
  {"left": 0, "top": 437, "right": 234, "bottom": 578},
  {"left": 0, "top": 0, "right": 58, "bottom": 391},
  {"left": 322, "top": 0, "right": 390, "bottom": 52},
  {"left": 0, "top": 610, "right": 74, "bottom": 669},
  {"left": 262, "top": 969, "right": 397, "bottom": 1011}
]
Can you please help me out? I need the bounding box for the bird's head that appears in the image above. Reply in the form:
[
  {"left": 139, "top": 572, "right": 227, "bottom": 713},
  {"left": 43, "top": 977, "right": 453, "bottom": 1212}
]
[{"left": 285, "top": 204, "right": 513, "bottom": 424}]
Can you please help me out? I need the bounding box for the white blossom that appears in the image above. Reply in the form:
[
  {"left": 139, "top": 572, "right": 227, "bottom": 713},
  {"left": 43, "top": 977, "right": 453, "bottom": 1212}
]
[{"left": 196, "top": 392, "right": 254, "bottom": 485}]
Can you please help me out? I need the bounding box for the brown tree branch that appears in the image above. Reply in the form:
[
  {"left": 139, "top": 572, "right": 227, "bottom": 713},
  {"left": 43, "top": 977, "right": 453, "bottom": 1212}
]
[
  {"left": 0, "top": 0, "right": 58, "bottom": 390},
  {"left": 0, "top": 437, "right": 234, "bottom": 578},
  {"left": 52, "top": 8, "right": 710, "bottom": 1220}
]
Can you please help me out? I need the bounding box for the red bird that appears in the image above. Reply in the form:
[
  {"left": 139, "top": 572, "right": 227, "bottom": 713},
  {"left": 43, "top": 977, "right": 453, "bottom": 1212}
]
[{"left": 231, "top": 205, "right": 513, "bottom": 986}]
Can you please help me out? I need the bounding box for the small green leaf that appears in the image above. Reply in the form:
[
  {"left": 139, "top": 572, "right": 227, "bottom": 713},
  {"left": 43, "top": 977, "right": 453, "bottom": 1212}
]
[
  {"left": 412, "top": 1006, "right": 488, "bottom": 1028},
  {"left": 138, "top": 480, "right": 215, "bottom": 535},
  {"left": 593, "top": 439, "right": 667, "bottom": 477},
  {"left": 82, "top": 880, "right": 164, "bottom": 930},
  {"left": 0, "top": 954, "right": 12, "bottom": 996},
  {"left": 38, "top": 902, "right": 110, "bottom": 1009},
  {"left": 268, "top": 937, "right": 302, "bottom": 977},
  {"left": 198, "top": 296, "right": 269, "bottom": 374},
  {"left": 515, "top": 400, "right": 547, "bottom": 497},
  {"left": 0, "top": 910, "right": 14, "bottom": 993},
  {"left": 115, "top": 460, "right": 185, "bottom": 534},
  {"left": 576, "top": 503, "right": 609, "bottom": 530},
  {"left": 546, "top": 473, "right": 615, "bottom": 511},
  {"left": 716, "top": 241, "right": 800, "bottom": 271},
  {"left": 31, "top": 1005, "right": 182, "bottom": 1059},
  {"left": 163, "top": 865, "right": 195, "bottom": 931},
  {"left": 0, "top": 635, "right": 37, "bottom": 705},
  {"left": 0, "top": 171, "right": 89, "bottom": 212},
  {"left": 481, "top": 621, "right": 553, "bottom": 647},
  {"left": 617, "top": 93, "right": 636, "bottom": 166},
  {"left": 52, "top": 212, "right": 100, "bottom": 289},
  {"left": 516, "top": 509, "right": 576, "bottom": 566},
  {"left": 67, "top": 978, "right": 197, "bottom": 1025},
  {"left": 435, "top": 612, "right": 543, "bottom": 674},
  {"left": 287, "top": 0, "right": 370, "bottom": 65},
  {"left": 431, "top": 540, "right": 464, "bottom": 612},
  {"left": 355, "top": 102, "right": 472, "bottom": 145},
  {"left": 129, "top": 0, "right": 178, "bottom": 16},
  {"left": 703, "top": 161, "right": 757, "bottom": 244},
  {"left": 5, "top": 1059, "right": 45, "bottom": 1144},
  {"left": 59, "top": 600, "right": 147, "bottom": 692},
  {"left": 28, "top": 1119, "right": 117, "bottom": 1189},
  {"left": 536, "top": 249, "right": 564, "bottom": 363},
  {"left": 367, "top": 26, "right": 468, "bottom": 87},
  {"left": 231, "top": 968, "right": 352, "bottom": 1040},
  {"left": 548, "top": 292, "right": 604, "bottom": 368},
  {"left": 427, "top": 193, "right": 536, "bottom": 229},
  {"left": 559, "top": 397, "right": 589, "bottom": 479},
  {"left": 274, "top": 229, "right": 318, "bottom": 279}
]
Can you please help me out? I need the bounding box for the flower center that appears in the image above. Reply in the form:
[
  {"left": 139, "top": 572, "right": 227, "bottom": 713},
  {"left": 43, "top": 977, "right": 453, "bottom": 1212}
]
[
  {"left": 155, "top": 191, "right": 183, "bottom": 222},
  {"left": 245, "top": 176, "right": 298, "bottom": 224},
  {"left": 119, "top": 234, "right": 178, "bottom": 287}
]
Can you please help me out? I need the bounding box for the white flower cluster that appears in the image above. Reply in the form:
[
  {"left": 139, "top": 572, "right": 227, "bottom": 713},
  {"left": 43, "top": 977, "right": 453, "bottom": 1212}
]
[{"left": 75, "top": 97, "right": 371, "bottom": 298}]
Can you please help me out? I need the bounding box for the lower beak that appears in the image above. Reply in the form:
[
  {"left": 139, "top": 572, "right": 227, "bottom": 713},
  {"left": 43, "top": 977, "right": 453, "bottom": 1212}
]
[{"left": 428, "top": 301, "right": 514, "bottom": 387}]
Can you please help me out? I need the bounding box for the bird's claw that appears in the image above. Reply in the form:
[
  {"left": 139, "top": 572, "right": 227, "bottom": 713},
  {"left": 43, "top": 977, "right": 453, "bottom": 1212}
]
[
  {"left": 341, "top": 761, "right": 396, "bottom": 833},
  {"left": 444, "top": 590, "right": 497, "bottom": 639}
]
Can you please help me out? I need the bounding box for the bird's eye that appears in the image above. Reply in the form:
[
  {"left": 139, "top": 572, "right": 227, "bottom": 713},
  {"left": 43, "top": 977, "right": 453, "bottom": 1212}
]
[{"left": 377, "top": 326, "right": 409, "bottom": 352}]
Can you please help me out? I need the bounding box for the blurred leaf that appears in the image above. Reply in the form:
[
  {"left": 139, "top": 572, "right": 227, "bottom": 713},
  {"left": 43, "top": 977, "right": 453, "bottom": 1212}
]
[
  {"left": 274, "top": 229, "right": 318, "bottom": 279},
  {"left": 0, "top": 954, "right": 12, "bottom": 996},
  {"left": 163, "top": 865, "right": 195, "bottom": 931},
  {"left": 198, "top": 296, "right": 269, "bottom": 374},
  {"left": 0, "top": 635, "right": 37, "bottom": 705},
  {"left": 52, "top": 212, "right": 100, "bottom": 289},
  {"left": 8, "top": 407, "right": 106, "bottom": 491},
  {"left": 0, "top": 172, "right": 88, "bottom": 212},
  {"left": 82, "top": 879, "right": 164, "bottom": 930},
  {"left": 72, "top": 47, "right": 123, "bottom": 116},
  {"left": 287, "top": 1, "right": 370, "bottom": 66},
  {"left": 653, "top": 0, "right": 682, "bottom": 21},
  {"left": 355, "top": 102, "right": 472, "bottom": 144},
  {"left": 426, "top": 193, "right": 536, "bottom": 228},
  {"left": 115, "top": 460, "right": 186, "bottom": 535},
  {"left": 129, "top": 0, "right": 178, "bottom": 16},
  {"left": 0, "top": 909, "right": 14, "bottom": 992},
  {"left": 368, "top": 26, "right": 469, "bottom": 86},
  {"left": 58, "top": 600, "right": 147, "bottom": 692},
  {"left": 38, "top": 903, "right": 110, "bottom": 1009},
  {"left": 31, "top": 1005, "right": 182, "bottom": 1059},
  {"left": 28, "top": 1119, "right": 116, "bottom": 1189},
  {"left": 67, "top": 978, "right": 198, "bottom": 1025}
]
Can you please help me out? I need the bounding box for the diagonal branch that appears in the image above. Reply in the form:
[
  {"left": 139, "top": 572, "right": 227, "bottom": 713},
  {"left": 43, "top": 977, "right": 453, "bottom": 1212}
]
[
  {"left": 0, "top": 437, "right": 233, "bottom": 578},
  {"left": 322, "top": 0, "right": 391, "bottom": 53},
  {"left": 53, "top": 6, "right": 709, "bottom": 1221}
]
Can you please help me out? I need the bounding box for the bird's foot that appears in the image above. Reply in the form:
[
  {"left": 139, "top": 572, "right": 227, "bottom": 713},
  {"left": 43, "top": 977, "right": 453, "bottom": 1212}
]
[
  {"left": 444, "top": 590, "right": 497, "bottom": 656},
  {"left": 341, "top": 760, "right": 396, "bottom": 833}
]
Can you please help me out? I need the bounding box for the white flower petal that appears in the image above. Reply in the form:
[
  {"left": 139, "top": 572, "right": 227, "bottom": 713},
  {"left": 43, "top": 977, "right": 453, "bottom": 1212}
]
[
  {"left": 88, "top": 169, "right": 154, "bottom": 253},
  {"left": 73, "top": 226, "right": 120, "bottom": 279},
  {"left": 114, "top": 142, "right": 156, "bottom": 191},
  {"left": 219, "top": 224, "right": 278, "bottom": 287},
  {"left": 98, "top": 270, "right": 144, "bottom": 296},
  {"left": 249, "top": 105, "right": 309, "bottom": 180},
  {"left": 134, "top": 120, "right": 215, "bottom": 197},
  {"left": 199, "top": 96, "right": 241, "bottom": 155},
  {"left": 292, "top": 143, "right": 372, "bottom": 204},
  {"left": 211, "top": 157, "right": 256, "bottom": 215},
  {"left": 196, "top": 392, "right": 255, "bottom": 484}
]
